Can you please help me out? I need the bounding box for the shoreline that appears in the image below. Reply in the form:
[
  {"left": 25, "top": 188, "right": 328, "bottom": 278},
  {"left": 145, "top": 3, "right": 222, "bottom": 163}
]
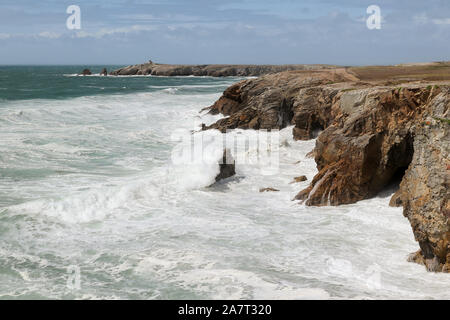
[{"left": 198, "top": 65, "right": 450, "bottom": 273}]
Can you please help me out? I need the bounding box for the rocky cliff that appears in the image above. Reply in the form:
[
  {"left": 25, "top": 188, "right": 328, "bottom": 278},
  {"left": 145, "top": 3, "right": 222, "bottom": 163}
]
[
  {"left": 202, "top": 68, "right": 450, "bottom": 272},
  {"left": 109, "top": 62, "right": 335, "bottom": 77}
]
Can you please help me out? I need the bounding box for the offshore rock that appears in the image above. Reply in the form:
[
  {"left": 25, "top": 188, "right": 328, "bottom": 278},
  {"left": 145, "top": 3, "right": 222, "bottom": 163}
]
[
  {"left": 260, "top": 187, "right": 280, "bottom": 192},
  {"left": 291, "top": 176, "right": 308, "bottom": 183},
  {"left": 215, "top": 149, "right": 236, "bottom": 182},
  {"left": 80, "top": 68, "right": 92, "bottom": 75}
]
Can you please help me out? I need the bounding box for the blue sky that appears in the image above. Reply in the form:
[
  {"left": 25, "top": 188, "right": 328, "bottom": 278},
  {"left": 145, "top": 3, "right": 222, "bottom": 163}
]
[{"left": 0, "top": 0, "right": 449, "bottom": 65}]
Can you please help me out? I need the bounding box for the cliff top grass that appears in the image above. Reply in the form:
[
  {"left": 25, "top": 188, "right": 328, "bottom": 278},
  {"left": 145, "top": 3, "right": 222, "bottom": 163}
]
[
  {"left": 433, "top": 117, "right": 450, "bottom": 124},
  {"left": 348, "top": 62, "right": 450, "bottom": 82}
]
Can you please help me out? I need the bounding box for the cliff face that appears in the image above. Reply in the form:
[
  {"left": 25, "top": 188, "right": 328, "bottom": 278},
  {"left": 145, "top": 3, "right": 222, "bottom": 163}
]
[
  {"left": 203, "top": 70, "right": 450, "bottom": 272},
  {"left": 109, "top": 62, "right": 334, "bottom": 77},
  {"left": 203, "top": 69, "right": 358, "bottom": 131},
  {"left": 295, "top": 86, "right": 441, "bottom": 206},
  {"left": 401, "top": 91, "right": 450, "bottom": 272}
]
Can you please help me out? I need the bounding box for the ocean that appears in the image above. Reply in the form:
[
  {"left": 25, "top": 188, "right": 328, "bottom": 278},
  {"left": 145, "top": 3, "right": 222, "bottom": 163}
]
[{"left": 0, "top": 66, "right": 449, "bottom": 299}]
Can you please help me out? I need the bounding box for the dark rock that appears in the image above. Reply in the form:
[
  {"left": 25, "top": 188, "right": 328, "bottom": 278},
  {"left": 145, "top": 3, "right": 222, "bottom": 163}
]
[
  {"left": 215, "top": 149, "right": 235, "bottom": 182},
  {"left": 260, "top": 187, "right": 280, "bottom": 192},
  {"left": 81, "top": 69, "right": 92, "bottom": 76},
  {"left": 291, "top": 176, "right": 308, "bottom": 183}
]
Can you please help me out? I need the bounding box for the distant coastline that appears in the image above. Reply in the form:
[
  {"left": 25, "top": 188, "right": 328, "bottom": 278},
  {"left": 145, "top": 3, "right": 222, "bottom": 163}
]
[
  {"left": 76, "top": 61, "right": 450, "bottom": 79},
  {"left": 107, "top": 62, "right": 336, "bottom": 77}
]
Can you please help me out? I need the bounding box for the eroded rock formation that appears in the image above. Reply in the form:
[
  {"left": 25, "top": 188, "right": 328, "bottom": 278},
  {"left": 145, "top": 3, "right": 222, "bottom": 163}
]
[
  {"left": 202, "top": 69, "right": 450, "bottom": 272},
  {"left": 295, "top": 86, "right": 439, "bottom": 206},
  {"left": 202, "top": 69, "right": 358, "bottom": 132}
]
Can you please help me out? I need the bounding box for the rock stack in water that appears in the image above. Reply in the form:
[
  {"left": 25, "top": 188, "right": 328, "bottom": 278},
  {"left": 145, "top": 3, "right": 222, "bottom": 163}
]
[{"left": 215, "top": 149, "right": 236, "bottom": 182}]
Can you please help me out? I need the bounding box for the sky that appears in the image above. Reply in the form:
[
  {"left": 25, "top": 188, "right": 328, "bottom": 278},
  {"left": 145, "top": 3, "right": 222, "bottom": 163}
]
[{"left": 0, "top": 0, "right": 449, "bottom": 65}]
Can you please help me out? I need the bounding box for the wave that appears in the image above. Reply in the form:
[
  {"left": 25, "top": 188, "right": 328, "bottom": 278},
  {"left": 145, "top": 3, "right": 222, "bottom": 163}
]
[
  {"left": 135, "top": 247, "right": 330, "bottom": 299},
  {"left": 62, "top": 74, "right": 251, "bottom": 80},
  {"left": 147, "top": 84, "right": 230, "bottom": 89},
  {"left": 3, "top": 126, "right": 295, "bottom": 224},
  {"left": 63, "top": 74, "right": 115, "bottom": 77},
  {"left": 0, "top": 89, "right": 226, "bottom": 223}
]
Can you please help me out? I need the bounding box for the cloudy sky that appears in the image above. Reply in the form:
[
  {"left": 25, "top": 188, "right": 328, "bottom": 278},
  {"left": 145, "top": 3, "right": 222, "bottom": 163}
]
[{"left": 0, "top": 0, "right": 449, "bottom": 65}]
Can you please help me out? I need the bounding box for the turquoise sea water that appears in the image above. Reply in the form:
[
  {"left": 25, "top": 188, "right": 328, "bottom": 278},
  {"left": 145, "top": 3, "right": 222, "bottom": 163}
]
[
  {"left": 0, "top": 66, "right": 449, "bottom": 299},
  {"left": 0, "top": 66, "right": 236, "bottom": 101}
]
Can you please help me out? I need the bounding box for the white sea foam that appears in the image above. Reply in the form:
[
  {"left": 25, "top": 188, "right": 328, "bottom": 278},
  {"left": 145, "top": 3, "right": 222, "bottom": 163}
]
[
  {"left": 162, "top": 87, "right": 178, "bottom": 94},
  {"left": 1, "top": 80, "right": 450, "bottom": 300},
  {"left": 147, "top": 84, "right": 230, "bottom": 89}
]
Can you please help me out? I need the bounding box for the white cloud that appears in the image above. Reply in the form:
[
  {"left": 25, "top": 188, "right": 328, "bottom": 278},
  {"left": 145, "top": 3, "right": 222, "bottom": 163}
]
[
  {"left": 413, "top": 14, "right": 450, "bottom": 25},
  {"left": 115, "top": 13, "right": 201, "bottom": 23},
  {"left": 74, "top": 25, "right": 158, "bottom": 39},
  {"left": 0, "top": 31, "right": 62, "bottom": 40},
  {"left": 118, "top": 14, "right": 156, "bottom": 20},
  {"left": 432, "top": 18, "right": 450, "bottom": 25},
  {"left": 38, "top": 31, "right": 61, "bottom": 39}
]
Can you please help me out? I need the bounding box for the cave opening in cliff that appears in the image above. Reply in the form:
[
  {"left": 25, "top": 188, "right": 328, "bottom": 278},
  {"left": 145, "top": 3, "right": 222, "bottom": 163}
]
[
  {"left": 384, "top": 133, "right": 414, "bottom": 192},
  {"left": 310, "top": 115, "right": 325, "bottom": 138},
  {"left": 390, "top": 165, "right": 409, "bottom": 188},
  {"left": 280, "top": 98, "right": 294, "bottom": 128}
]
